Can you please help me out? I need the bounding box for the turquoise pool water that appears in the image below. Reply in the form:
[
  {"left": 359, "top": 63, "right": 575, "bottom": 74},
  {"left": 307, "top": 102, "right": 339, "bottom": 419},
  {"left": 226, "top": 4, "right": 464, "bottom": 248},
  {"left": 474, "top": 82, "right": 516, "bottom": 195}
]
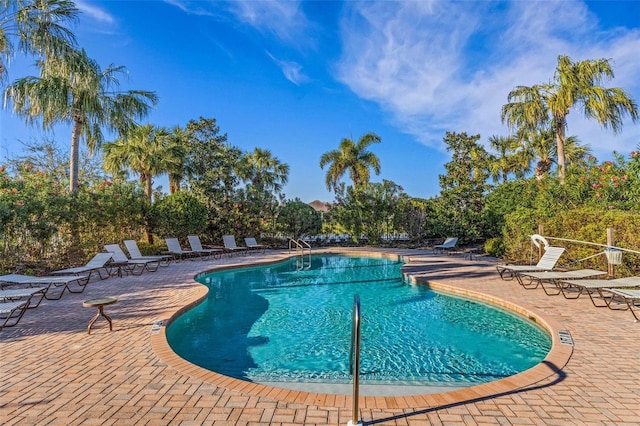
[{"left": 167, "top": 255, "right": 551, "bottom": 387}]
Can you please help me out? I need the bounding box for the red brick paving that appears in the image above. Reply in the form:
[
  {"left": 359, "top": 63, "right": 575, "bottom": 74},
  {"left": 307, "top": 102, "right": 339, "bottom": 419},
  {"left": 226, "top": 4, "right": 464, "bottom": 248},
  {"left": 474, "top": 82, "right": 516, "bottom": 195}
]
[{"left": 1, "top": 248, "right": 639, "bottom": 425}]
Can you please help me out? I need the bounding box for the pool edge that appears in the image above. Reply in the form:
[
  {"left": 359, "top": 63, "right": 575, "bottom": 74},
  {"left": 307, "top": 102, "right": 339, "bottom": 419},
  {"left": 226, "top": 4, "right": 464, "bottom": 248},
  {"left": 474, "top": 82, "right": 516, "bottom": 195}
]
[{"left": 150, "top": 249, "right": 573, "bottom": 410}]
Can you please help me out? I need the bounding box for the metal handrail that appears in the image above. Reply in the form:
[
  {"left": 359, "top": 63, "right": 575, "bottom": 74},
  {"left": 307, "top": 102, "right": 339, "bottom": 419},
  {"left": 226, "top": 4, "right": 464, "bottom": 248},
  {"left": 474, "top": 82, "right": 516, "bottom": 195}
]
[
  {"left": 299, "top": 239, "right": 311, "bottom": 250},
  {"left": 348, "top": 294, "right": 362, "bottom": 426},
  {"left": 288, "top": 238, "right": 302, "bottom": 252},
  {"left": 289, "top": 239, "right": 311, "bottom": 270}
]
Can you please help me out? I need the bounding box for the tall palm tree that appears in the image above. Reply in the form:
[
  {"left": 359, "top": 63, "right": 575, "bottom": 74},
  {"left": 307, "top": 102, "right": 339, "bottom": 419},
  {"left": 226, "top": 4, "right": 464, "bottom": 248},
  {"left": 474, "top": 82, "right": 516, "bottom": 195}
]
[
  {"left": 102, "top": 124, "right": 184, "bottom": 202},
  {"left": 1, "top": 0, "right": 78, "bottom": 84},
  {"left": 487, "top": 135, "right": 529, "bottom": 183},
  {"left": 237, "top": 148, "right": 289, "bottom": 194},
  {"left": 501, "top": 54, "right": 638, "bottom": 183},
  {"left": 3, "top": 47, "right": 158, "bottom": 192},
  {"left": 319, "top": 132, "right": 381, "bottom": 191}
]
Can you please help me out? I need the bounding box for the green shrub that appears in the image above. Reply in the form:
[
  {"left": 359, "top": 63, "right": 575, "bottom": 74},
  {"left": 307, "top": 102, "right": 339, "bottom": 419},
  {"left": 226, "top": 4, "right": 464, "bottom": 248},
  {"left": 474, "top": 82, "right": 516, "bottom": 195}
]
[
  {"left": 277, "top": 199, "right": 322, "bottom": 239},
  {"left": 484, "top": 237, "right": 505, "bottom": 257},
  {"left": 132, "top": 241, "right": 167, "bottom": 256},
  {"left": 0, "top": 163, "right": 147, "bottom": 270},
  {"left": 152, "top": 192, "right": 208, "bottom": 239},
  {"left": 503, "top": 207, "right": 640, "bottom": 275}
]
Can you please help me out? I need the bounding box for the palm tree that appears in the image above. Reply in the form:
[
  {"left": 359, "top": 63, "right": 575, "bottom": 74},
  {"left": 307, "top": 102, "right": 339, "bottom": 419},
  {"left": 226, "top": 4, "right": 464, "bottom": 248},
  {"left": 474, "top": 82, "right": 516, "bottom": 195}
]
[
  {"left": 102, "top": 124, "right": 184, "bottom": 202},
  {"left": 103, "top": 124, "right": 184, "bottom": 244},
  {"left": 501, "top": 54, "right": 638, "bottom": 183},
  {"left": 319, "top": 132, "right": 381, "bottom": 191},
  {"left": 237, "top": 148, "right": 289, "bottom": 194},
  {"left": 166, "top": 125, "right": 191, "bottom": 194},
  {"left": 1, "top": 0, "right": 78, "bottom": 84},
  {"left": 3, "top": 47, "right": 158, "bottom": 192},
  {"left": 236, "top": 148, "right": 289, "bottom": 236},
  {"left": 518, "top": 128, "right": 590, "bottom": 181},
  {"left": 487, "top": 135, "right": 529, "bottom": 183}
]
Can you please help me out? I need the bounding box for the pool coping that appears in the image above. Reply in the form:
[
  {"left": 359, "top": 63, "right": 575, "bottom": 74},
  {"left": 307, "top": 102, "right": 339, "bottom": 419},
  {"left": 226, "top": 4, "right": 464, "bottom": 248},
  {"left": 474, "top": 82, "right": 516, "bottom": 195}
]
[{"left": 149, "top": 250, "right": 573, "bottom": 410}]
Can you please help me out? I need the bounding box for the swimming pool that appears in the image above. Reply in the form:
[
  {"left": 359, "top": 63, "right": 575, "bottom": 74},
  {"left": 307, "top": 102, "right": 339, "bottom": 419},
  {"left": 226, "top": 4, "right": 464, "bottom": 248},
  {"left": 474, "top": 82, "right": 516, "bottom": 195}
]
[{"left": 167, "top": 254, "right": 551, "bottom": 389}]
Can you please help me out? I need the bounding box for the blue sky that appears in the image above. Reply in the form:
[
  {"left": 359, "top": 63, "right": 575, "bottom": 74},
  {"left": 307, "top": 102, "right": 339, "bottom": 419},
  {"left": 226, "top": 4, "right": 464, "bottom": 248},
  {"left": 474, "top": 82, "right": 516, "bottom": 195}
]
[{"left": 1, "top": 0, "right": 639, "bottom": 203}]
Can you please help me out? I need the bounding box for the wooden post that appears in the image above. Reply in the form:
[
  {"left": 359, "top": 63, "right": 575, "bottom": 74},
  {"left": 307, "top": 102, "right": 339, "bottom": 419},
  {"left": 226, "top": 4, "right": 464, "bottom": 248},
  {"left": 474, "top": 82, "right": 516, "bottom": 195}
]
[
  {"left": 538, "top": 224, "right": 544, "bottom": 259},
  {"left": 607, "top": 228, "right": 615, "bottom": 278}
]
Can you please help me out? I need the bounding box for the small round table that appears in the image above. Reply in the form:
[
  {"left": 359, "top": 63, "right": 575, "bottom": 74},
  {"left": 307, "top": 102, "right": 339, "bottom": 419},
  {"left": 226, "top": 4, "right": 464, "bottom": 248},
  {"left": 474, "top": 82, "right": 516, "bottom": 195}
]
[{"left": 83, "top": 297, "right": 118, "bottom": 334}]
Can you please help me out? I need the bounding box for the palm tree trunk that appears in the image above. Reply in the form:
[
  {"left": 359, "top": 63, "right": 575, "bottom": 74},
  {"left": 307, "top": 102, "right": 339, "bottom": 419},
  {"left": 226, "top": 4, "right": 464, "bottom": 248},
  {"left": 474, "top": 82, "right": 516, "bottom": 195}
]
[
  {"left": 535, "top": 159, "right": 552, "bottom": 181},
  {"left": 144, "top": 222, "right": 154, "bottom": 245},
  {"left": 141, "top": 173, "right": 154, "bottom": 244},
  {"left": 69, "top": 119, "right": 83, "bottom": 192},
  {"left": 145, "top": 175, "right": 153, "bottom": 202},
  {"left": 556, "top": 116, "right": 567, "bottom": 184},
  {"left": 169, "top": 176, "right": 180, "bottom": 194}
]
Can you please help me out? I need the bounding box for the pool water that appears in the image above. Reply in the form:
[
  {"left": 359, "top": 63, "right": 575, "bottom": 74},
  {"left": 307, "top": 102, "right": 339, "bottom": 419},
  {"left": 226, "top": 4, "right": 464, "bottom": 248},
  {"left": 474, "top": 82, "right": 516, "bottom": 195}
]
[{"left": 167, "top": 255, "right": 551, "bottom": 387}]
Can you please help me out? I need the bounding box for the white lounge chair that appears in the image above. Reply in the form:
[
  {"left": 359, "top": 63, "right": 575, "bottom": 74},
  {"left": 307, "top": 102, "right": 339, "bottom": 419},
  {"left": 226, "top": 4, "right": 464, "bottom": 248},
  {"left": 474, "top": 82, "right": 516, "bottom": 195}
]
[
  {"left": 123, "top": 240, "right": 172, "bottom": 266},
  {"left": 244, "top": 237, "right": 266, "bottom": 253},
  {"left": 496, "top": 246, "right": 566, "bottom": 283},
  {"left": 519, "top": 269, "right": 607, "bottom": 294},
  {"left": 559, "top": 276, "right": 640, "bottom": 307},
  {"left": 104, "top": 244, "right": 160, "bottom": 275},
  {"left": 433, "top": 237, "right": 458, "bottom": 254},
  {"left": 165, "top": 238, "right": 197, "bottom": 261},
  {"left": 187, "top": 235, "right": 223, "bottom": 259},
  {"left": 0, "top": 273, "right": 90, "bottom": 300},
  {"left": 223, "top": 235, "right": 248, "bottom": 256},
  {"left": 52, "top": 252, "right": 115, "bottom": 280}
]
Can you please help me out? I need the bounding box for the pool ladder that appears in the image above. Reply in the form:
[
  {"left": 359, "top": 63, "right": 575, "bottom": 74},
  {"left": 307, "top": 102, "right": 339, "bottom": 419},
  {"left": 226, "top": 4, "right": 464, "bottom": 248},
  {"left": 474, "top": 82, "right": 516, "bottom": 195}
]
[
  {"left": 348, "top": 294, "right": 362, "bottom": 426},
  {"left": 288, "top": 239, "right": 311, "bottom": 270}
]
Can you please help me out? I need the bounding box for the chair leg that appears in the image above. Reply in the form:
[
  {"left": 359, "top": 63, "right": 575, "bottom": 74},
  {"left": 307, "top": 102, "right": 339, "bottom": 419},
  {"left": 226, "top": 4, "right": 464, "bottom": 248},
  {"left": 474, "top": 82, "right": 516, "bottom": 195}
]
[
  {"left": 65, "top": 276, "right": 90, "bottom": 293},
  {"left": 626, "top": 299, "right": 640, "bottom": 321},
  {"left": 144, "top": 261, "right": 160, "bottom": 272},
  {"left": 0, "top": 301, "right": 29, "bottom": 330}
]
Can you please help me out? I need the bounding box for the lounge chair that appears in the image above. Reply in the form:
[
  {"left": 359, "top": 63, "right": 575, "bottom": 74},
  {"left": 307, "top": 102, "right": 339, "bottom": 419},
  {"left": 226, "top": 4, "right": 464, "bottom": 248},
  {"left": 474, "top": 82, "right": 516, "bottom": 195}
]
[
  {"left": 433, "top": 237, "right": 458, "bottom": 254},
  {"left": 496, "top": 246, "right": 566, "bottom": 283},
  {"left": 104, "top": 244, "right": 160, "bottom": 275},
  {"left": 52, "top": 252, "right": 115, "bottom": 280},
  {"left": 0, "top": 273, "right": 90, "bottom": 300},
  {"left": 165, "top": 238, "right": 198, "bottom": 261},
  {"left": 604, "top": 288, "right": 640, "bottom": 321},
  {"left": 0, "top": 286, "right": 48, "bottom": 309},
  {"left": 187, "top": 235, "right": 223, "bottom": 259},
  {"left": 519, "top": 269, "right": 607, "bottom": 294},
  {"left": 244, "top": 237, "right": 267, "bottom": 253},
  {"left": 558, "top": 276, "right": 640, "bottom": 307},
  {"left": 0, "top": 300, "right": 31, "bottom": 330},
  {"left": 123, "top": 240, "right": 172, "bottom": 266},
  {"left": 223, "top": 235, "right": 248, "bottom": 256}
]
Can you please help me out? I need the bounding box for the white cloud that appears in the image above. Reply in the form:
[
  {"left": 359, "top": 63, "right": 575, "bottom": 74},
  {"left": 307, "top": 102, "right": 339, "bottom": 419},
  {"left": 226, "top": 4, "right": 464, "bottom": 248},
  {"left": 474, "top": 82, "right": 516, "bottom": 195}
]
[
  {"left": 162, "top": 0, "right": 191, "bottom": 14},
  {"left": 75, "top": 0, "right": 114, "bottom": 24},
  {"left": 164, "top": 0, "right": 309, "bottom": 44},
  {"left": 162, "top": 0, "right": 216, "bottom": 17},
  {"left": 336, "top": 0, "right": 640, "bottom": 156},
  {"left": 226, "top": 0, "right": 309, "bottom": 43},
  {"left": 267, "top": 52, "right": 309, "bottom": 86}
]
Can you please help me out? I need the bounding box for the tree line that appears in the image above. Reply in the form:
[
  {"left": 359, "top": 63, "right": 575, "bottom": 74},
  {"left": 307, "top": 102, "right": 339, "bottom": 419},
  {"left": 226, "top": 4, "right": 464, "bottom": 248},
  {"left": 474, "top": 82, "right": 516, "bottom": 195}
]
[{"left": 1, "top": 1, "right": 638, "bottom": 274}]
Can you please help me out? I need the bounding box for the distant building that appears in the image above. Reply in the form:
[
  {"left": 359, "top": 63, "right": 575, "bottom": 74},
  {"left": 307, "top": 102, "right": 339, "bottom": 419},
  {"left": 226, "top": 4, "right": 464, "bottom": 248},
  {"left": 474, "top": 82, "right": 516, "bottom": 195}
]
[{"left": 308, "top": 200, "right": 331, "bottom": 213}]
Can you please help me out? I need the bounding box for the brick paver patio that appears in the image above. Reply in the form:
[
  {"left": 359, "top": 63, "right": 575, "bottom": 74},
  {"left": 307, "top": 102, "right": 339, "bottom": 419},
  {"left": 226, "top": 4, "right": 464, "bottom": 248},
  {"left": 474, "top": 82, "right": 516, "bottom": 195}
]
[{"left": 2, "top": 248, "right": 639, "bottom": 425}]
